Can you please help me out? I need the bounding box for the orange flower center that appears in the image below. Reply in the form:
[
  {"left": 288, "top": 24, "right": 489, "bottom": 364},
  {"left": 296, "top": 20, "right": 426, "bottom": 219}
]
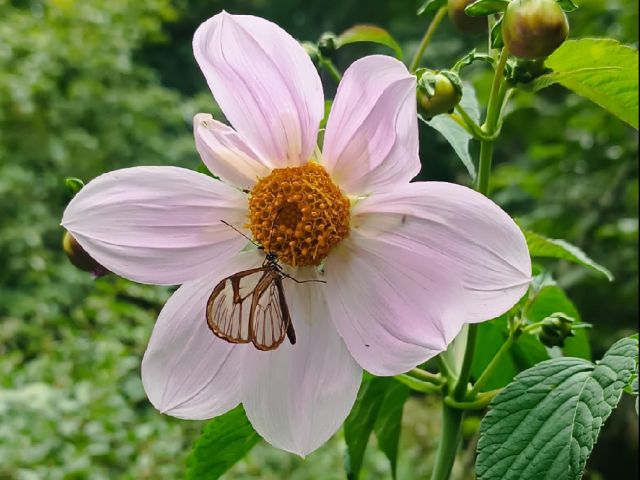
[{"left": 247, "top": 161, "right": 350, "bottom": 267}]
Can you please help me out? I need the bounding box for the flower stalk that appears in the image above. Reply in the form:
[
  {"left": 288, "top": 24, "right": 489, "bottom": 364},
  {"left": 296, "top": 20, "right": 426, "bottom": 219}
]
[{"left": 410, "top": 6, "right": 447, "bottom": 72}]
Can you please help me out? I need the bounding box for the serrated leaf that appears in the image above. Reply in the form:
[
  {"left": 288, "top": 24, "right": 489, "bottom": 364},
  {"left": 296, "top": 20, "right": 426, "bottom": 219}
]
[
  {"left": 373, "top": 382, "right": 410, "bottom": 479},
  {"left": 556, "top": 0, "right": 579, "bottom": 12},
  {"left": 472, "top": 315, "right": 551, "bottom": 391},
  {"left": 526, "top": 285, "right": 591, "bottom": 360},
  {"left": 523, "top": 229, "right": 613, "bottom": 281},
  {"left": 490, "top": 17, "right": 504, "bottom": 49},
  {"left": 465, "top": 0, "right": 510, "bottom": 16},
  {"left": 525, "top": 39, "right": 639, "bottom": 129},
  {"left": 476, "top": 336, "right": 638, "bottom": 480},
  {"left": 185, "top": 405, "right": 260, "bottom": 480},
  {"left": 421, "top": 83, "right": 479, "bottom": 180},
  {"left": 632, "top": 370, "right": 639, "bottom": 415},
  {"left": 335, "top": 25, "right": 403, "bottom": 60},
  {"left": 418, "top": 0, "right": 447, "bottom": 16}
]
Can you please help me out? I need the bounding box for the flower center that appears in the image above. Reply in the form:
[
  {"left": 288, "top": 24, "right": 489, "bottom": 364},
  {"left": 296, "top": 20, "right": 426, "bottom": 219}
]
[{"left": 247, "top": 161, "right": 350, "bottom": 267}]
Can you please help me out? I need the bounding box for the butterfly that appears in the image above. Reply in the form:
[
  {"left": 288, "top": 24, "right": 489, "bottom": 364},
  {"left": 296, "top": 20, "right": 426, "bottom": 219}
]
[{"left": 206, "top": 220, "right": 324, "bottom": 351}]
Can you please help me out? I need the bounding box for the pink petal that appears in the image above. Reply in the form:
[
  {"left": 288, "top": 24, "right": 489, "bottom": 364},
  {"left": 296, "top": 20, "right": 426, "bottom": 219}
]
[
  {"left": 61, "top": 166, "right": 249, "bottom": 285},
  {"left": 352, "top": 182, "right": 532, "bottom": 323},
  {"left": 241, "top": 267, "right": 362, "bottom": 457},
  {"left": 194, "top": 113, "right": 270, "bottom": 189},
  {"left": 322, "top": 55, "right": 419, "bottom": 195},
  {"left": 141, "top": 250, "right": 264, "bottom": 419},
  {"left": 193, "top": 12, "right": 323, "bottom": 168},
  {"left": 324, "top": 233, "right": 467, "bottom": 376}
]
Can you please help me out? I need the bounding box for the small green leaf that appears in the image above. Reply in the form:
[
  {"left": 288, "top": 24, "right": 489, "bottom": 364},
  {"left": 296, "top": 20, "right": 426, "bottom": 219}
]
[
  {"left": 465, "top": 0, "right": 510, "bottom": 17},
  {"left": 451, "top": 49, "right": 495, "bottom": 73},
  {"left": 476, "top": 336, "right": 639, "bottom": 480},
  {"left": 490, "top": 16, "right": 504, "bottom": 49},
  {"left": 185, "top": 405, "right": 261, "bottom": 480},
  {"left": 373, "top": 382, "right": 410, "bottom": 479},
  {"left": 421, "top": 83, "right": 480, "bottom": 180},
  {"left": 556, "top": 0, "right": 579, "bottom": 12},
  {"left": 65, "top": 177, "right": 84, "bottom": 195},
  {"left": 335, "top": 25, "right": 403, "bottom": 60},
  {"left": 632, "top": 369, "right": 639, "bottom": 415},
  {"left": 472, "top": 315, "right": 551, "bottom": 391},
  {"left": 526, "top": 285, "right": 591, "bottom": 360},
  {"left": 525, "top": 39, "right": 639, "bottom": 129},
  {"left": 418, "top": 0, "right": 447, "bottom": 16},
  {"left": 196, "top": 163, "right": 220, "bottom": 180},
  {"left": 523, "top": 229, "right": 613, "bottom": 281}
]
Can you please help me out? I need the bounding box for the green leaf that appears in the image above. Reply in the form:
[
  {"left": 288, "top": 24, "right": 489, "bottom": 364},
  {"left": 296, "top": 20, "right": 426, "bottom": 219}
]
[
  {"left": 472, "top": 315, "right": 550, "bottom": 391},
  {"left": 523, "top": 229, "right": 614, "bottom": 281},
  {"left": 344, "top": 377, "right": 408, "bottom": 480},
  {"left": 632, "top": 369, "right": 639, "bottom": 415},
  {"left": 490, "top": 16, "right": 504, "bottom": 49},
  {"left": 65, "top": 177, "right": 84, "bottom": 195},
  {"left": 556, "top": 0, "right": 579, "bottom": 12},
  {"left": 335, "top": 25, "right": 403, "bottom": 60},
  {"left": 185, "top": 405, "right": 261, "bottom": 480},
  {"left": 476, "top": 336, "right": 638, "bottom": 480},
  {"left": 451, "top": 49, "right": 495, "bottom": 73},
  {"left": 465, "top": 0, "right": 510, "bottom": 16},
  {"left": 421, "top": 83, "right": 479, "bottom": 180},
  {"left": 418, "top": 0, "right": 447, "bottom": 16},
  {"left": 526, "top": 39, "right": 639, "bottom": 129},
  {"left": 526, "top": 285, "right": 591, "bottom": 360}
]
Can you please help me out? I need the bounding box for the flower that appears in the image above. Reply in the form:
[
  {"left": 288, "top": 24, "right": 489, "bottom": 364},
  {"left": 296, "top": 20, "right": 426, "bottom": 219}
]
[{"left": 61, "top": 11, "right": 531, "bottom": 457}]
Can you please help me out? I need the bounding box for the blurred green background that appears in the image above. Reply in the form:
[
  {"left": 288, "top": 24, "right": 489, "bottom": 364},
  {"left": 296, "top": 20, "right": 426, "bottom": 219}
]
[{"left": 0, "top": 0, "right": 637, "bottom": 479}]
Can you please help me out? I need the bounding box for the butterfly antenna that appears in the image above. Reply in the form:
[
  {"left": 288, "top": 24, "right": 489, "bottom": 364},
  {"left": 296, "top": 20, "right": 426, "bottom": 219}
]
[
  {"left": 220, "top": 220, "right": 259, "bottom": 247},
  {"left": 266, "top": 207, "right": 284, "bottom": 253}
]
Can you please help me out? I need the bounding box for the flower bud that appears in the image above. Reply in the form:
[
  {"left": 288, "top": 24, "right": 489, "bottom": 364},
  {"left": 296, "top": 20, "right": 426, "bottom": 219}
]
[
  {"left": 317, "top": 33, "right": 338, "bottom": 58},
  {"left": 63, "top": 231, "right": 109, "bottom": 278},
  {"left": 538, "top": 312, "right": 575, "bottom": 348},
  {"left": 417, "top": 70, "right": 463, "bottom": 119},
  {"left": 502, "top": 0, "right": 569, "bottom": 59},
  {"left": 448, "top": 0, "right": 488, "bottom": 35}
]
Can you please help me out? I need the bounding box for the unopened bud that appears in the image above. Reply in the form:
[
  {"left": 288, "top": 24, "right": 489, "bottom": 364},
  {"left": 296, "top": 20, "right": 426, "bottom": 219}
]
[
  {"left": 538, "top": 312, "right": 575, "bottom": 348},
  {"left": 448, "top": 0, "right": 488, "bottom": 35},
  {"left": 502, "top": 0, "right": 569, "bottom": 59},
  {"left": 417, "top": 70, "right": 463, "bottom": 119},
  {"left": 317, "top": 33, "right": 338, "bottom": 58},
  {"left": 63, "top": 231, "right": 109, "bottom": 278}
]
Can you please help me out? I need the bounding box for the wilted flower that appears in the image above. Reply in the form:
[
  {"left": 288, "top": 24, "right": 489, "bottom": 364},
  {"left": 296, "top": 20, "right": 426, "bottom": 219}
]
[{"left": 61, "top": 12, "right": 531, "bottom": 456}]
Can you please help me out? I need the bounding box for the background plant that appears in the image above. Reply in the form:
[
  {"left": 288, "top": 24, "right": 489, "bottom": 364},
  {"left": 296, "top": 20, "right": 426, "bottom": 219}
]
[{"left": 0, "top": 0, "right": 637, "bottom": 479}]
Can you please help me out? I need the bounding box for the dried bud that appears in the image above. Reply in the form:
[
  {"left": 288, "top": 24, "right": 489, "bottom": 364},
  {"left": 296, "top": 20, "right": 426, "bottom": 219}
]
[
  {"left": 417, "top": 70, "right": 463, "bottom": 119},
  {"left": 448, "top": 0, "right": 488, "bottom": 35},
  {"left": 538, "top": 312, "right": 575, "bottom": 348},
  {"left": 63, "top": 231, "right": 109, "bottom": 278},
  {"left": 502, "top": 0, "right": 569, "bottom": 59}
]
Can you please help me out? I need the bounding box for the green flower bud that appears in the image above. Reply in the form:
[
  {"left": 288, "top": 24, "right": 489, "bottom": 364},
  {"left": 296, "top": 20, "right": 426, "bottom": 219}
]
[
  {"left": 448, "top": 0, "right": 488, "bottom": 35},
  {"left": 317, "top": 33, "right": 338, "bottom": 58},
  {"left": 538, "top": 312, "right": 575, "bottom": 348},
  {"left": 63, "top": 231, "right": 109, "bottom": 278},
  {"left": 417, "top": 70, "right": 463, "bottom": 119},
  {"left": 502, "top": 0, "right": 569, "bottom": 59}
]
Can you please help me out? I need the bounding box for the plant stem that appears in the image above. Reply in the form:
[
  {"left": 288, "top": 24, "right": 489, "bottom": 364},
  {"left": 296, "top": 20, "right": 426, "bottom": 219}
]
[
  {"left": 408, "top": 368, "right": 442, "bottom": 384},
  {"left": 435, "top": 353, "right": 454, "bottom": 382},
  {"left": 409, "top": 6, "right": 447, "bottom": 72},
  {"left": 452, "top": 324, "right": 478, "bottom": 400},
  {"left": 466, "top": 329, "right": 521, "bottom": 399},
  {"left": 445, "top": 389, "right": 501, "bottom": 410},
  {"left": 318, "top": 56, "right": 342, "bottom": 82},
  {"left": 395, "top": 374, "right": 441, "bottom": 394},
  {"left": 430, "top": 404, "right": 464, "bottom": 480}
]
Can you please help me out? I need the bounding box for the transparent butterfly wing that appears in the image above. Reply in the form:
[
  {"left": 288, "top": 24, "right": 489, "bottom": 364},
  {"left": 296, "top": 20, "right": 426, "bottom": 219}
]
[
  {"left": 250, "top": 271, "right": 292, "bottom": 351},
  {"left": 206, "top": 267, "right": 271, "bottom": 344}
]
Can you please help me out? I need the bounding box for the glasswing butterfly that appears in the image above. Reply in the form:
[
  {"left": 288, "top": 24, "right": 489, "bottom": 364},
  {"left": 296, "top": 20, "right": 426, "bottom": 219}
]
[{"left": 206, "top": 218, "right": 325, "bottom": 351}]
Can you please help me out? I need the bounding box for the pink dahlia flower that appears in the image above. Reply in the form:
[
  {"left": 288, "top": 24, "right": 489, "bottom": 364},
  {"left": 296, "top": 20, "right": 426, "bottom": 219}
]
[{"left": 61, "top": 12, "right": 531, "bottom": 456}]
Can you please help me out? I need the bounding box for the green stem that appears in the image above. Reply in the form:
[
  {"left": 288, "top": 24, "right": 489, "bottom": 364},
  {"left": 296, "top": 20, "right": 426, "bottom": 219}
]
[
  {"left": 395, "top": 374, "right": 441, "bottom": 394},
  {"left": 452, "top": 324, "right": 478, "bottom": 400},
  {"left": 409, "top": 6, "right": 447, "bottom": 72},
  {"left": 466, "top": 329, "right": 521, "bottom": 399},
  {"left": 318, "top": 56, "right": 342, "bottom": 82},
  {"left": 430, "top": 404, "right": 464, "bottom": 480},
  {"left": 408, "top": 368, "right": 442, "bottom": 384},
  {"left": 445, "top": 389, "right": 501, "bottom": 410},
  {"left": 435, "top": 353, "right": 453, "bottom": 382}
]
